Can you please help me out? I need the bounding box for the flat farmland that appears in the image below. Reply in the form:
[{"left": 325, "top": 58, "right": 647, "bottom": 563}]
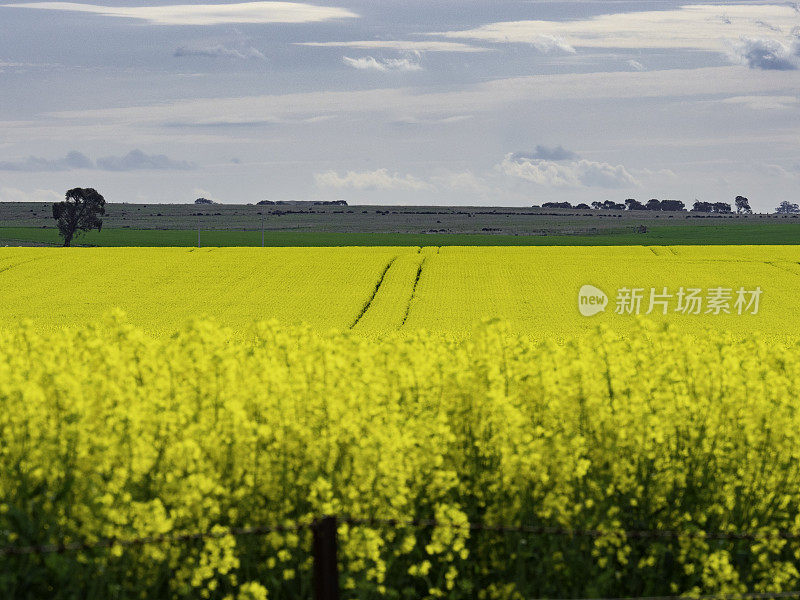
[
  {"left": 3, "top": 202, "right": 800, "bottom": 246},
  {"left": 1, "top": 245, "right": 798, "bottom": 341}
]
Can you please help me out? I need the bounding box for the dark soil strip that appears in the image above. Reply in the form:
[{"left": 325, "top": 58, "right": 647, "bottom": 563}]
[
  {"left": 765, "top": 261, "right": 800, "bottom": 276},
  {"left": 349, "top": 257, "right": 397, "bottom": 329},
  {"left": 400, "top": 258, "right": 426, "bottom": 329},
  {"left": 0, "top": 257, "right": 44, "bottom": 276}
]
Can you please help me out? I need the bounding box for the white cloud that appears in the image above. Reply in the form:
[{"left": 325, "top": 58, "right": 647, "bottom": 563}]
[
  {"left": 728, "top": 37, "right": 797, "bottom": 70},
  {"left": 435, "top": 4, "right": 800, "bottom": 54},
  {"left": 721, "top": 94, "right": 799, "bottom": 109},
  {"left": 317, "top": 168, "right": 492, "bottom": 195},
  {"left": 431, "top": 171, "right": 492, "bottom": 194},
  {"left": 0, "top": 187, "right": 62, "bottom": 203},
  {"left": 627, "top": 60, "right": 646, "bottom": 71},
  {"left": 528, "top": 34, "right": 575, "bottom": 54},
  {"left": 499, "top": 156, "right": 580, "bottom": 187},
  {"left": 753, "top": 19, "right": 783, "bottom": 33},
  {"left": 1, "top": 2, "right": 358, "bottom": 25},
  {"left": 167, "top": 115, "right": 333, "bottom": 127},
  {"left": 7, "top": 66, "right": 798, "bottom": 146},
  {"left": 392, "top": 115, "right": 474, "bottom": 125},
  {"left": 498, "top": 154, "right": 638, "bottom": 188},
  {"left": 0, "top": 59, "right": 44, "bottom": 71},
  {"left": 174, "top": 43, "right": 265, "bottom": 60},
  {"left": 760, "top": 163, "right": 800, "bottom": 178},
  {"left": 342, "top": 56, "right": 422, "bottom": 72},
  {"left": 43, "top": 66, "right": 800, "bottom": 123},
  {"left": 579, "top": 160, "right": 640, "bottom": 188},
  {"left": 636, "top": 167, "right": 677, "bottom": 179},
  {"left": 315, "top": 168, "right": 433, "bottom": 191},
  {"left": 297, "top": 40, "right": 487, "bottom": 53}
]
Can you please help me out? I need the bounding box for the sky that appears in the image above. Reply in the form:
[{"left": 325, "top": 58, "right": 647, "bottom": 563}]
[{"left": 0, "top": 1, "right": 799, "bottom": 209}]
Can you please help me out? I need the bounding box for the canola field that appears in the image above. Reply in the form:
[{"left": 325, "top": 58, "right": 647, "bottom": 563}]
[
  {"left": 3, "top": 318, "right": 800, "bottom": 598},
  {"left": 3, "top": 245, "right": 800, "bottom": 598},
  {"left": 0, "top": 245, "right": 799, "bottom": 340}
]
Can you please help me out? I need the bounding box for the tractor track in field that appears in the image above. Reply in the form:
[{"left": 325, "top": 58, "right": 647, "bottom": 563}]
[
  {"left": 765, "top": 261, "right": 800, "bottom": 277},
  {"left": 349, "top": 256, "right": 397, "bottom": 329},
  {"left": 400, "top": 257, "right": 426, "bottom": 329},
  {"left": 0, "top": 257, "right": 46, "bottom": 277}
]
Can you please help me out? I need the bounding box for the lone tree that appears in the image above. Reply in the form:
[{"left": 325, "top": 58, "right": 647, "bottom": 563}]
[
  {"left": 735, "top": 196, "right": 752, "bottom": 214},
  {"left": 52, "top": 188, "right": 106, "bottom": 247}
]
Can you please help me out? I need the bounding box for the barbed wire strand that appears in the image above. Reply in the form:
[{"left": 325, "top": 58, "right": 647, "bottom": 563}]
[
  {"left": 2, "top": 515, "right": 800, "bottom": 557},
  {"left": 0, "top": 522, "right": 304, "bottom": 557},
  {"left": 341, "top": 517, "right": 800, "bottom": 541},
  {"left": 559, "top": 593, "right": 800, "bottom": 600}
]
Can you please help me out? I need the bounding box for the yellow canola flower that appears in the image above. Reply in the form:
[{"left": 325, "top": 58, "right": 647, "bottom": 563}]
[
  {"left": 0, "top": 245, "right": 798, "bottom": 342},
  {"left": 1, "top": 316, "right": 800, "bottom": 598}
]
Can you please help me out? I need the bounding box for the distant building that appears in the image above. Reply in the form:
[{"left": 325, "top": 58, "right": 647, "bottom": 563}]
[{"left": 257, "top": 200, "right": 347, "bottom": 206}]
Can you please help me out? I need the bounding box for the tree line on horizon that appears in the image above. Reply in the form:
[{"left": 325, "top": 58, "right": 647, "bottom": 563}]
[
  {"left": 540, "top": 196, "right": 753, "bottom": 213},
  {"left": 539, "top": 197, "right": 800, "bottom": 215},
  {"left": 46, "top": 188, "right": 800, "bottom": 246}
]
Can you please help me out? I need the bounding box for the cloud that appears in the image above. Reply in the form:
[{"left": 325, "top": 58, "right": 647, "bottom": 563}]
[
  {"left": 510, "top": 145, "right": 579, "bottom": 162},
  {"left": 760, "top": 163, "right": 800, "bottom": 178},
  {"left": 297, "top": 41, "right": 487, "bottom": 53},
  {"left": 754, "top": 19, "right": 783, "bottom": 33},
  {"left": 174, "top": 43, "right": 265, "bottom": 60},
  {"left": 342, "top": 56, "right": 422, "bottom": 72},
  {"left": 95, "top": 150, "right": 194, "bottom": 171},
  {"left": 0, "top": 150, "right": 194, "bottom": 171},
  {"left": 579, "top": 160, "right": 640, "bottom": 188},
  {"left": 392, "top": 115, "right": 474, "bottom": 125},
  {"left": 0, "top": 187, "right": 63, "bottom": 203},
  {"left": 24, "top": 66, "right": 800, "bottom": 146},
  {"left": 627, "top": 59, "right": 646, "bottom": 71},
  {"left": 721, "top": 94, "right": 799, "bottom": 109},
  {"left": 528, "top": 35, "right": 575, "bottom": 54},
  {"left": 315, "top": 169, "right": 433, "bottom": 191},
  {"left": 729, "top": 37, "right": 797, "bottom": 70},
  {"left": 0, "top": 150, "right": 93, "bottom": 171},
  {"left": 1, "top": 2, "right": 358, "bottom": 25},
  {"left": 499, "top": 154, "right": 638, "bottom": 188},
  {"left": 0, "top": 59, "right": 49, "bottom": 72},
  {"left": 431, "top": 171, "right": 491, "bottom": 194},
  {"left": 317, "top": 168, "right": 491, "bottom": 195},
  {"left": 165, "top": 115, "right": 333, "bottom": 127},
  {"left": 434, "top": 4, "right": 800, "bottom": 54},
  {"left": 636, "top": 167, "right": 677, "bottom": 179}
]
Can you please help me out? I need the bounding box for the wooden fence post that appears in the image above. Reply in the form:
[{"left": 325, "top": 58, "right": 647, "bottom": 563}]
[{"left": 312, "top": 516, "right": 339, "bottom": 600}]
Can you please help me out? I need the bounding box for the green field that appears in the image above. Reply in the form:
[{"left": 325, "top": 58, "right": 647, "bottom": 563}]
[{"left": 2, "top": 223, "right": 800, "bottom": 246}]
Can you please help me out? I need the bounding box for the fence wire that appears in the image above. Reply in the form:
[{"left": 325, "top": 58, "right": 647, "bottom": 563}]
[{"left": 3, "top": 515, "right": 800, "bottom": 557}]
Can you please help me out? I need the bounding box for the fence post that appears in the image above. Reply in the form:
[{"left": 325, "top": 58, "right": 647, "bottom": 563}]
[{"left": 312, "top": 516, "right": 339, "bottom": 600}]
